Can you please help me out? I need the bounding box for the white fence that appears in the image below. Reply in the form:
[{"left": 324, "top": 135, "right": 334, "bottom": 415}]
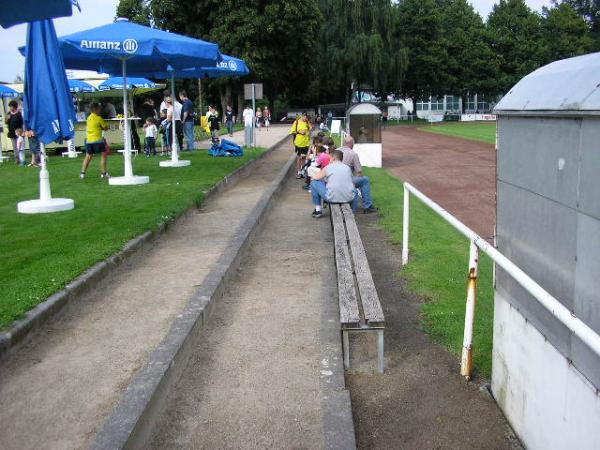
[{"left": 402, "top": 182, "right": 600, "bottom": 379}]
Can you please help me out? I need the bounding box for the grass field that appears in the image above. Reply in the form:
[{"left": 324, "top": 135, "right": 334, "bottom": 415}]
[
  {"left": 364, "top": 167, "right": 494, "bottom": 379},
  {"left": 0, "top": 147, "right": 266, "bottom": 329},
  {"left": 419, "top": 121, "right": 496, "bottom": 144}
]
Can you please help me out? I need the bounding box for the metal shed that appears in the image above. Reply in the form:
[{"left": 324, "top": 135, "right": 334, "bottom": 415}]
[{"left": 493, "top": 52, "right": 600, "bottom": 449}]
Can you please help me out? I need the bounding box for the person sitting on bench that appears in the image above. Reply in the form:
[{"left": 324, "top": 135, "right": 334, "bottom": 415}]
[
  {"left": 339, "top": 135, "right": 377, "bottom": 213},
  {"left": 309, "top": 149, "right": 357, "bottom": 218}
]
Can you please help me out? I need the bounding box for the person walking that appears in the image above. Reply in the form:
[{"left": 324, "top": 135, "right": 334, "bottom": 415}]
[
  {"left": 225, "top": 105, "right": 234, "bottom": 137},
  {"left": 80, "top": 102, "right": 109, "bottom": 179},
  {"left": 207, "top": 106, "right": 220, "bottom": 143},
  {"left": 179, "top": 90, "right": 195, "bottom": 151},
  {"left": 26, "top": 128, "right": 40, "bottom": 167},
  {"left": 243, "top": 105, "right": 254, "bottom": 147},
  {"left": 263, "top": 106, "right": 271, "bottom": 131},
  {"left": 5, "top": 100, "right": 23, "bottom": 163},
  {"left": 255, "top": 107, "right": 262, "bottom": 131}
]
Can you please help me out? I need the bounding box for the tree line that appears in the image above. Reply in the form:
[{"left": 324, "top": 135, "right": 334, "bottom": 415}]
[{"left": 116, "top": 0, "right": 597, "bottom": 112}]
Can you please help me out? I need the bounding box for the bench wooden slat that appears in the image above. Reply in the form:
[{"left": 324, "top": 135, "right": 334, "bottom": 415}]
[
  {"left": 341, "top": 204, "right": 385, "bottom": 326},
  {"left": 331, "top": 205, "right": 360, "bottom": 326}
]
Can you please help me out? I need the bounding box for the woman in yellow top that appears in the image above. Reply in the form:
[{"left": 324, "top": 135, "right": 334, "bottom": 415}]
[
  {"left": 80, "top": 102, "right": 109, "bottom": 180},
  {"left": 290, "top": 112, "right": 311, "bottom": 178}
]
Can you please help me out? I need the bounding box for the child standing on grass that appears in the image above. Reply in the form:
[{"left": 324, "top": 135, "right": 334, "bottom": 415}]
[
  {"left": 143, "top": 117, "right": 158, "bottom": 157},
  {"left": 26, "top": 129, "right": 40, "bottom": 167},
  {"left": 15, "top": 129, "right": 25, "bottom": 166}
]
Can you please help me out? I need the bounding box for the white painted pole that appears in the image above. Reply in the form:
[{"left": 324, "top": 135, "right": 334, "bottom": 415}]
[
  {"left": 461, "top": 240, "right": 479, "bottom": 379},
  {"left": 404, "top": 182, "right": 600, "bottom": 359},
  {"left": 252, "top": 83, "right": 256, "bottom": 148},
  {"left": 171, "top": 73, "right": 179, "bottom": 162},
  {"left": 39, "top": 143, "right": 51, "bottom": 201},
  {"left": 122, "top": 59, "right": 133, "bottom": 179},
  {"left": 159, "top": 75, "right": 190, "bottom": 168},
  {"left": 402, "top": 184, "right": 409, "bottom": 265}
]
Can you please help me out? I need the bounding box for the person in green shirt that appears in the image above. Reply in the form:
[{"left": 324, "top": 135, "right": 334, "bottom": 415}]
[{"left": 80, "top": 102, "right": 109, "bottom": 179}]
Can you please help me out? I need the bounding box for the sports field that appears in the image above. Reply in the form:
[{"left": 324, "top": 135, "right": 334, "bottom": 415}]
[
  {"left": 0, "top": 148, "right": 266, "bottom": 329},
  {"left": 419, "top": 121, "right": 496, "bottom": 144},
  {"left": 365, "top": 167, "right": 494, "bottom": 378}
]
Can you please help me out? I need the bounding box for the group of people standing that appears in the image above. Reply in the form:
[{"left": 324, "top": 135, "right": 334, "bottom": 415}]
[{"left": 290, "top": 113, "right": 376, "bottom": 218}]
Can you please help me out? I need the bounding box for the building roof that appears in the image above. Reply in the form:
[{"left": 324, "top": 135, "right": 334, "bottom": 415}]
[
  {"left": 495, "top": 52, "right": 600, "bottom": 114},
  {"left": 347, "top": 103, "right": 382, "bottom": 115}
]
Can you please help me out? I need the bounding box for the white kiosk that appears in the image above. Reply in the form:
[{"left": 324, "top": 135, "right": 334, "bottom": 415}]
[{"left": 346, "top": 103, "right": 382, "bottom": 168}]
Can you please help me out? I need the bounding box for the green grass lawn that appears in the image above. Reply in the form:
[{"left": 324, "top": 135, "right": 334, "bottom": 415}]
[
  {"left": 419, "top": 121, "right": 496, "bottom": 144},
  {"left": 364, "top": 167, "right": 494, "bottom": 379},
  {"left": 0, "top": 147, "right": 266, "bottom": 329}
]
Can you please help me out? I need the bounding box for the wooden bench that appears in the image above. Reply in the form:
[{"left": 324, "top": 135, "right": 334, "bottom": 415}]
[{"left": 330, "top": 203, "right": 385, "bottom": 373}]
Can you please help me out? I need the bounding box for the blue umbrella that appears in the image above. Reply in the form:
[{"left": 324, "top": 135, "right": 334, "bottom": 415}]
[
  {"left": 150, "top": 55, "right": 249, "bottom": 167},
  {"left": 54, "top": 18, "right": 222, "bottom": 182},
  {"left": 0, "top": 84, "right": 19, "bottom": 98},
  {"left": 0, "top": 0, "right": 77, "bottom": 29},
  {"left": 151, "top": 55, "right": 250, "bottom": 79},
  {"left": 17, "top": 19, "right": 75, "bottom": 214},
  {"left": 56, "top": 18, "right": 221, "bottom": 75},
  {"left": 68, "top": 78, "right": 97, "bottom": 93},
  {"left": 97, "top": 77, "right": 156, "bottom": 91}
]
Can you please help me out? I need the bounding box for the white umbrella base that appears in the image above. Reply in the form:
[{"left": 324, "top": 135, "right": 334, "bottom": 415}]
[
  {"left": 109, "top": 175, "right": 150, "bottom": 186},
  {"left": 159, "top": 160, "right": 191, "bottom": 167},
  {"left": 17, "top": 198, "right": 74, "bottom": 214}
]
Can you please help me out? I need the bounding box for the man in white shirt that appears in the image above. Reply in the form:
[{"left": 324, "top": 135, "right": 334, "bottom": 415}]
[{"left": 243, "top": 105, "right": 254, "bottom": 147}]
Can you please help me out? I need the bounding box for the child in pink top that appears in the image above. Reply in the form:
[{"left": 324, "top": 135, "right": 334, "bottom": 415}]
[{"left": 315, "top": 145, "right": 331, "bottom": 168}]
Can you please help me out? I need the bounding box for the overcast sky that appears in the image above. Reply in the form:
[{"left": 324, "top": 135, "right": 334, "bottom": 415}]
[{"left": 0, "top": 0, "right": 552, "bottom": 83}]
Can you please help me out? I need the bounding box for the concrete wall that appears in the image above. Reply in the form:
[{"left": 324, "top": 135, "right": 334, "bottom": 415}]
[{"left": 492, "top": 293, "right": 600, "bottom": 450}]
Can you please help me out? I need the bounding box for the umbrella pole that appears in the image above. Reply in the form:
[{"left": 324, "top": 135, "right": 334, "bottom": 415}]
[
  {"left": 171, "top": 74, "right": 179, "bottom": 162},
  {"left": 108, "top": 60, "right": 149, "bottom": 185},
  {"left": 159, "top": 75, "right": 190, "bottom": 167},
  {"left": 122, "top": 59, "right": 133, "bottom": 178},
  {"left": 39, "top": 143, "right": 51, "bottom": 201}
]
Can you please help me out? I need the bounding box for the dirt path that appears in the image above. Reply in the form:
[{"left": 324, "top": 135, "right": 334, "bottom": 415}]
[
  {"left": 383, "top": 126, "right": 496, "bottom": 238},
  {"left": 0, "top": 128, "right": 290, "bottom": 450},
  {"left": 148, "top": 175, "right": 343, "bottom": 450},
  {"left": 347, "top": 211, "right": 521, "bottom": 449}
]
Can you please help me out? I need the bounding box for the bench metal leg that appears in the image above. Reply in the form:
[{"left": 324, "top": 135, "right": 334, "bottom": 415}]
[
  {"left": 377, "top": 330, "right": 384, "bottom": 374},
  {"left": 342, "top": 330, "right": 350, "bottom": 369}
]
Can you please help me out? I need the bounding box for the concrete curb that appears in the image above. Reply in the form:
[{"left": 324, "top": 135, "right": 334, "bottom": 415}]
[
  {"left": 91, "top": 151, "right": 296, "bottom": 450},
  {"left": 0, "top": 135, "right": 290, "bottom": 362},
  {"left": 320, "top": 249, "right": 357, "bottom": 450}
]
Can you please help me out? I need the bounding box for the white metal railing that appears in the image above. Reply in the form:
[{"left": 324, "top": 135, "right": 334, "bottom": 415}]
[{"left": 402, "top": 182, "right": 600, "bottom": 379}]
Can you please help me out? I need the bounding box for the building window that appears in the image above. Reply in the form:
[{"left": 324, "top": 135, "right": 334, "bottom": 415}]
[
  {"left": 466, "top": 95, "right": 476, "bottom": 112},
  {"left": 446, "top": 95, "right": 460, "bottom": 112},
  {"left": 416, "top": 102, "right": 429, "bottom": 111},
  {"left": 431, "top": 97, "right": 444, "bottom": 111}
]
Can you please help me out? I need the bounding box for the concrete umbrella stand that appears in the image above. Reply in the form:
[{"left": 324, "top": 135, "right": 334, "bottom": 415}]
[{"left": 17, "top": 143, "right": 74, "bottom": 213}]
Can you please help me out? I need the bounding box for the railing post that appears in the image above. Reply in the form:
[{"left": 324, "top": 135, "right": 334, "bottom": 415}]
[
  {"left": 402, "top": 184, "right": 409, "bottom": 265},
  {"left": 461, "top": 240, "right": 479, "bottom": 379}
]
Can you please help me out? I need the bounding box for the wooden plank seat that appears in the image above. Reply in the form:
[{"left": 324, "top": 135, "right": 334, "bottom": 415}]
[{"left": 330, "top": 203, "right": 385, "bottom": 373}]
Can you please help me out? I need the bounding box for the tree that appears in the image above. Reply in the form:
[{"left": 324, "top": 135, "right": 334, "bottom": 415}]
[
  {"left": 116, "top": 0, "right": 150, "bottom": 25},
  {"left": 487, "top": 0, "right": 547, "bottom": 93},
  {"left": 394, "top": 0, "right": 449, "bottom": 100},
  {"left": 315, "top": 0, "right": 407, "bottom": 105},
  {"left": 438, "top": 0, "right": 501, "bottom": 103},
  {"left": 543, "top": 2, "right": 592, "bottom": 61},
  {"left": 556, "top": 0, "right": 600, "bottom": 49}
]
